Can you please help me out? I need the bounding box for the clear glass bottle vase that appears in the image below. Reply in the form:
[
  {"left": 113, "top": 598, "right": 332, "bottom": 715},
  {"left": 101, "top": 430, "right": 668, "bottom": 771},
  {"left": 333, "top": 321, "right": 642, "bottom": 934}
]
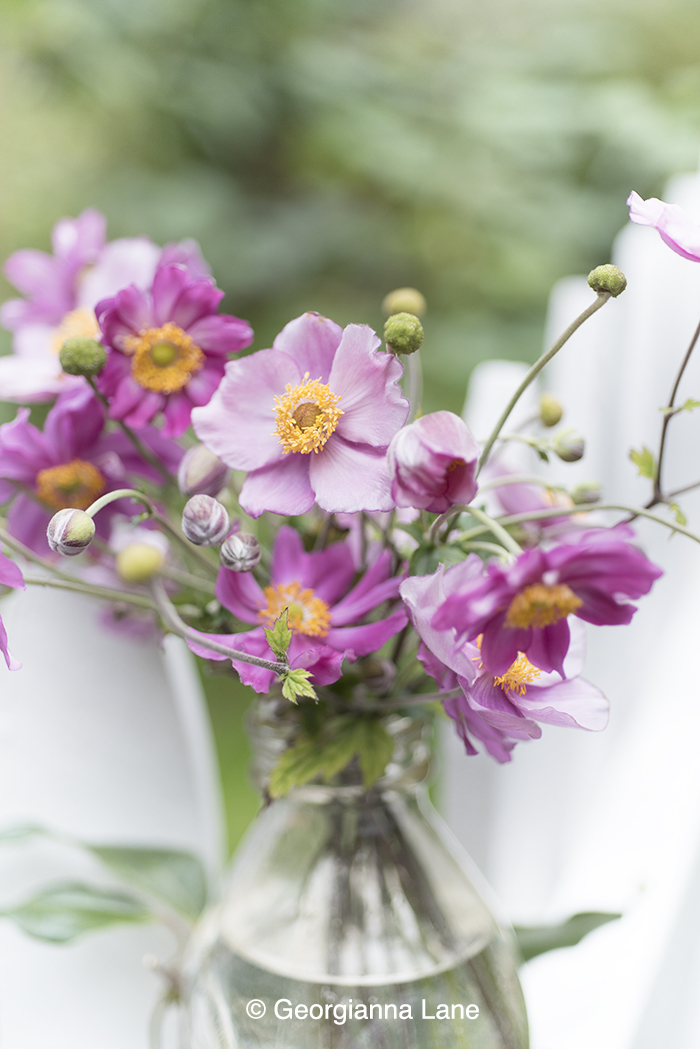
[{"left": 185, "top": 698, "right": 529, "bottom": 1049}]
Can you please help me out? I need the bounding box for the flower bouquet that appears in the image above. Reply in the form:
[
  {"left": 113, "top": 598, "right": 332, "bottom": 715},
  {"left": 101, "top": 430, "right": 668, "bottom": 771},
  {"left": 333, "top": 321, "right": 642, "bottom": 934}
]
[{"left": 0, "top": 191, "right": 696, "bottom": 1047}]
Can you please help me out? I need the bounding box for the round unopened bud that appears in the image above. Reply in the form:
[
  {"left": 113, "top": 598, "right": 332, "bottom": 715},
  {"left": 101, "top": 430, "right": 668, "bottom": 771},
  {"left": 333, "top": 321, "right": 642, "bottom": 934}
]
[
  {"left": 587, "top": 264, "right": 627, "bottom": 298},
  {"left": 47, "top": 508, "right": 96, "bottom": 556},
  {"left": 181, "top": 495, "right": 230, "bottom": 546},
  {"left": 552, "top": 428, "right": 585, "bottom": 463},
  {"left": 382, "top": 287, "right": 427, "bottom": 317},
  {"left": 116, "top": 542, "right": 165, "bottom": 583},
  {"left": 384, "top": 312, "right": 424, "bottom": 356},
  {"left": 220, "top": 532, "right": 261, "bottom": 573},
  {"left": 571, "top": 481, "right": 603, "bottom": 505},
  {"left": 178, "top": 445, "right": 229, "bottom": 498},
  {"left": 59, "top": 337, "right": 107, "bottom": 377},
  {"left": 539, "top": 392, "right": 563, "bottom": 428}
]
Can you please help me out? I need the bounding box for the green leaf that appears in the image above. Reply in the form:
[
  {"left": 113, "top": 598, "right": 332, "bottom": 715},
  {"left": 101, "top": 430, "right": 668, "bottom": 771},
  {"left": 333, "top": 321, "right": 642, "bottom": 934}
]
[
  {"left": 0, "top": 883, "right": 151, "bottom": 944},
  {"left": 629, "top": 446, "right": 656, "bottom": 479},
  {"left": 660, "top": 398, "right": 700, "bottom": 416},
  {"left": 0, "top": 824, "right": 44, "bottom": 843},
  {"left": 353, "top": 720, "right": 395, "bottom": 787},
  {"left": 410, "top": 544, "right": 466, "bottom": 577},
  {"left": 89, "top": 846, "right": 208, "bottom": 919},
  {"left": 268, "top": 717, "right": 394, "bottom": 797},
  {"left": 281, "top": 668, "right": 317, "bottom": 704},
  {"left": 669, "top": 502, "right": 687, "bottom": 527},
  {"left": 264, "top": 610, "right": 292, "bottom": 659},
  {"left": 513, "top": 911, "right": 621, "bottom": 963}
]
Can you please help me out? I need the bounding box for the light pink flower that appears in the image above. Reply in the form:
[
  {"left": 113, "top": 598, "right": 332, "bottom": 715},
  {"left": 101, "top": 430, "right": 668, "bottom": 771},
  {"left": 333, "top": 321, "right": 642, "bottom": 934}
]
[
  {"left": 628, "top": 190, "right": 700, "bottom": 262},
  {"left": 0, "top": 546, "right": 25, "bottom": 670},
  {"left": 387, "top": 411, "right": 479, "bottom": 513},
  {"left": 192, "top": 312, "right": 409, "bottom": 517}
]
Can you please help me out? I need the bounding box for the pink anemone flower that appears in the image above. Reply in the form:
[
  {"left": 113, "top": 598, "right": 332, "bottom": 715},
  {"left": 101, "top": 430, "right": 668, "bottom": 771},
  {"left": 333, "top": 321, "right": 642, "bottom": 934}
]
[
  {"left": 187, "top": 526, "right": 407, "bottom": 692},
  {"left": 430, "top": 524, "right": 662, "bottom": 678},
  {"left": 387, "top": 410, "right": 480, "bottom": 513},
  {"left": 96, "top": 264, "right": 253, "bottom": 437},
  {"left": 628, "top": 191, "right": 700, "bottom": 262},
  {"left": 401, "top": 560, "right": 608, "bottom": 762},
  {"left": 0, "top": 546, "right": 25, "bottom": 670},
  {"left": 191, "top": 312, "right": 409, "bottom": 517}
]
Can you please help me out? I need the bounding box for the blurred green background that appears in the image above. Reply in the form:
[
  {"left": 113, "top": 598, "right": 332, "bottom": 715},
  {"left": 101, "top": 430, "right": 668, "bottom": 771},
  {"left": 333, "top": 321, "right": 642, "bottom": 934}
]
[{"left": 1, "top": 0, "right": 700, "bottom": 851}]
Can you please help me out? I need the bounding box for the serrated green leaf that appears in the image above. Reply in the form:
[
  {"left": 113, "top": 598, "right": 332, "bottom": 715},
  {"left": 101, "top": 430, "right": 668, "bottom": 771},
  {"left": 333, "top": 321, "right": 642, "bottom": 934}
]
[
  {"left": 669, "top": 502, "right": 687, "bottom": 527},
  {"left": 660, "top": 398, "right": 700, "bottom": 416},
  {"left": 0, "top": 883, "right": 151, "bottom": 943},
  {"left": 281, "top": 668, "right": 317, "bottom": 704},
  {"left": 513, "top": 911, "right": 621, "bottom": 963},
  {"left": 89, "top": 846, "right": 208, "bottom": 919},
  {"left": 629, "top": 446, "right": 656, "bottom": 479},
  {"left": 353, "top": 720, "right": 394, "bottom": 787},
  {"left": 264, "top": 610, "right": 292, "bottom": 659}
]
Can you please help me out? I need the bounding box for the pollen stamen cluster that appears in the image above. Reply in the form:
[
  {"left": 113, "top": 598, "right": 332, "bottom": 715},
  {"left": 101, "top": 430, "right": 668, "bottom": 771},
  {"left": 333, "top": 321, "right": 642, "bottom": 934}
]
[
  {"left": 473, "top": 634, "right": 542, "bottom": 695},
  {"left": 36, "top": 458, "right": 106, "bottom": 511},
  {"left": 258, "top": 580, "right": 331, "bottom": 638},
  {"left": 273, "top": 374, "right": 343, "bottom": 455},
  {"left": 505, "top": 582, "right": 582, "bottom": 630},
  {"left": 125, "top": 322, "right": 204, "bottom": 394}
]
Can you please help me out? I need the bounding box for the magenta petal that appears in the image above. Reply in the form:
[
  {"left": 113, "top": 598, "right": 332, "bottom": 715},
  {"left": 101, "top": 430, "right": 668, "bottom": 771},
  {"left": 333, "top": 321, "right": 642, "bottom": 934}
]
[
  {"left": 331, "top": 549, "right": 399, "bottom": 625},
  {"left": 151, "top": 265, "right": 192, "bottom": 326},
  {"left": 44, "top": 386, "right": 104, "bottom": 460},
  {"left": 170, "top": 278, "right": 224, "bottom": 330},
  {"left": 187, "top": 314, "right": 254, "bottom": 355},
  {"left": 480, "top": 614, "right": 525, "bottom": 677},
  {"left": 192, "top": 348, "right": 300, "bottom": 471},
  {"left": 0, "top": 549, "right": 24, "bottom": 591},
  {"left": 272, "top": 312, "right": 343, "bottom": 384},
  {"left": 160, "top": 392, "right": 193, "bottom": 437},
  {"left": 526, "top": 620, "right": 570, "bottom": 677},
  {"left": 309, "top": 435, "right": 394, "bottom": 513},
  {"left": 288, "top": 636, "right": 346, "bottom": 686},
  {"left": 185, "top": 361, "right": 225, "bottom": 407},
  {"left": 327, "top": 608, "right": 407, "bottom": 658},
  {"left": 8, "top": 496, "right": 50, "bottom": 556},
  {"left": 216, "top": 567, "right": 265, "bottom": 623},
  {"left": 0, "top": 613, "right": 21, "bottom": 671},
  {"left": 628, "top": 191, "right": 700, "bottom": 262},
  {"left": 330, "top": 325, "right": 409, "bottom": 446},
  {"left": 122, "top": 390, "right": 164, "bottom": 429},
  {"left": 52, "top": 209, "right": 106, "bottom": 263},
  {"left": 240, "top": 456, "right": 315, "bottom": 518},
  {"left": 110, "top": 284, "right": 153, "bottom": 339}
]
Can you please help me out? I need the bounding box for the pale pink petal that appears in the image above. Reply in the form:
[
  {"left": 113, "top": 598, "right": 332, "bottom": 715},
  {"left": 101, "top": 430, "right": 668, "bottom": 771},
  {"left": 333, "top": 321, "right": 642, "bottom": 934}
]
[
  {"left": 0, "top": 355, "right": 81, "bottom": 403},
  {"left": 77, "top": 238, "right": 160, "bottom": 306},
  {"left": 329, "top": 325, "right": 408, "bottom": 446},
  {"left": 520, "top": 676, "right": 609, "bottom": 731},
  {"left": 192, "top": 349, "right": 300, "bottom": 470},
  {"left": 239, "top": 456, "right": 315, "bottom": 518},
  {"left": 309, "top": 435, "right": 394, "bottom": 513},
  {"left": 52, "top": 209, "right": 106, "bottom": 262},
  {"left": 187, "top": 314, "right": 254, "bottom": 355},
  {"left": 628, "top": 190, "right": 700, "bottom": 262},
  {"left": 272, "top": 312, "right": 343, "bottom": 383}
]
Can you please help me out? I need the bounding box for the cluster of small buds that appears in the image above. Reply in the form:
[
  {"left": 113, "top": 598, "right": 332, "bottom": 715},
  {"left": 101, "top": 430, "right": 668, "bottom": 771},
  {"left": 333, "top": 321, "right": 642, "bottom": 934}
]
[
  {"left": 178, "top": 445, "right": 229, "bottom": 498},
  {"left": 220, "top": 532, "right": 261, "bottom": 573},
  {"left": 181, "top": 495, "right": 230, "bottom": 546},
  {"left": 47, "top": 508, "right": 95, "bottom": 557}
]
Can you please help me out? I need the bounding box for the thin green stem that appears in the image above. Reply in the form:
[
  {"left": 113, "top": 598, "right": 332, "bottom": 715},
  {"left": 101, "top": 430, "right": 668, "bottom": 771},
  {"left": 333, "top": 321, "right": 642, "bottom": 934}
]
[
  {"left": 150, "top": 578, "right": 288, "bottom": 674},
  {"left": 463, "top": 505, "right": 523, "bottom": 556},
  {"left": 405, "top": 349, "right": 423, "bottom": 424},
  {"left": 649, "top": 312, "right": 700, "bottom": 506},
  {"left": 476, "top": 291, "right": 611, "bottom": 476},
  {"left": 23, "top": 573, "right": 157, "bottom": 609},
  {"left": 86, "top": 377, "right": 172, "bottom": 484},
  {"left": 0, "top": 526, "right": 78, "bottom": 583},
  {"left": 461, "top": 541, "right": 512, "bottom": 559}
]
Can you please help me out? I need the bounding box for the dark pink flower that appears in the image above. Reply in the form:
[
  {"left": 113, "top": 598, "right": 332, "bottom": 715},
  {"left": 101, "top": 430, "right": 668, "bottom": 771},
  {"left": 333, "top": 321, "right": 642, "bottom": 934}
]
[
  {"left": 430, "top": 525, "right": 662, "bottom": 678},
  {"left": 628, "top": 191, "right": 700, "bottom": 262},
  {"left": 0, "top": 385, "right": 183, "bottom": 555},
  {"left": 191, "top": 312, "right": 409, "bottom": 517},
  {"left": 401, "top": 560, "right": 608, "bottom": 762},
  {"left": 0, "top": 545, "right": 25, "bottom": 670},
  {"left": 387, "top": 411, "right": 479, "bottom": 513},
  {"left": 96, "top": 264, "right": 253, "bottom": 437},
  {"left": 187, "top": 526, "right": 407, "bottom": 692}
]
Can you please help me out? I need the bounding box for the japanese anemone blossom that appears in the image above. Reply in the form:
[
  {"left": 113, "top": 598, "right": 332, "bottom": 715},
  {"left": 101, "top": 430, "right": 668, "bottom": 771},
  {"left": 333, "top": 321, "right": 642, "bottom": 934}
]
[
  {"left": 401, "top": 559, "right": 608, "bottom": 763},
  {"left": 0, "top": 546, "right": 25, "bottom": 670},
  {"left": 0, "top": 208, "right": 162, "bottom": 402},
  {"left": 0, "top": 385, "right": 183, "bottom": 555},
  {"left": 387, "top": 410, "right": 480, "bottom": 513},
  {"left": 96, "top": 264, "right": 253, "bottom": 437},
  {"left": 187, "top": 526, "right": 407, "bottom": 692},
  {"left": 628, "top": 191, "right": 700, "bottom": 262},
  {"left": 431, "top": 524, "right": 662, "bottom": 678},
  {"left": 191, "top": 312, "right": 409, "bottom": 517}
]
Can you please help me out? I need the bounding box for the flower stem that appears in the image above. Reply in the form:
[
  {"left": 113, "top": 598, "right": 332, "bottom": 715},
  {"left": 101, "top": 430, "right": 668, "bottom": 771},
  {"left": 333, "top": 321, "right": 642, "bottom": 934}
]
[
  {"left": 462, "top": 505, "right": 523, "bottom": 556},
  {"left": 150, "top": 578, "right": 289, "bottom": 674},
  {"left": 648, "top": 312, "right": 700, "bottom": 506},
  {"left": 405, "top": 349, "right": 423, "bottom": 424},
  {"left": 86, "top": 377, "right": 173, "bottom": 484},
  {"left": 476, "top": 291, "right": 611, "bottom": 476},
  {"left": 23, "top": 572, "right": 157, "bottom": 609},
  {"left": 459, "top": 503, "right": 700, "bottom": 545},
  {"left": 0, "top": 526, "right": 78, "bottom": 583}
]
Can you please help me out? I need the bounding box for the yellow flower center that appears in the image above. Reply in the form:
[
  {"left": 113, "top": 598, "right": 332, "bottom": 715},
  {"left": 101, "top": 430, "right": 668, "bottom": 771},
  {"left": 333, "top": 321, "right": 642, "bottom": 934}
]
[
  {"left": 258, "top": 581, "right": 331, "bottom": 638},
  {"left": 473, "top": 634, "right": 542, "bottom": 695},
  {"left": 51, "top": 308, "right": 100, "bottom": 356},
  {"left": 447, "top": 457, "right": 466, "bottom": 473},
  {"left": 124, "top": 322, "right": 204, "bottom": 394},
  {"left": 35, "top": 459, "right": 106, "bottom": 511},
  {"left": 273, "top": 373, "right": 343, "bottom": 455},
  {"left": 504, "top": 582, "right": 582, "bottom": 630}
]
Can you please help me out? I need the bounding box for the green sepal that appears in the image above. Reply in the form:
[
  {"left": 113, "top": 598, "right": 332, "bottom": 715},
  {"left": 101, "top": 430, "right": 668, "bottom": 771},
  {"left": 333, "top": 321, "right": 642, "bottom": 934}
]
[
  {"left": 0, "top": 882, "right": 152, "bottom": 944},
  {"left": 629, "top": 446, "right": 656, "bottom": 479},
  {"left": 281, "top": 667, "right": 317, "bottom": 704},
  {"left": 513, "top": 911, "right": 621, "bottom": 963},
  {"left": 264, "top": 610, "right": 292, "bottom": 659}
]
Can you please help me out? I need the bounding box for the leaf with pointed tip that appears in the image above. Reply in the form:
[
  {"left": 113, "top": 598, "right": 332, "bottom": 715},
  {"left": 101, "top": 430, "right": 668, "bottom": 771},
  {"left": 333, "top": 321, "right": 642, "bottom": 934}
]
[
  {"left": 629, "top": 446, "right": 656, "bottom": 479},
  {"left": 281, "top": 668, "right": 317, "bottom": 704},
  {"left": 264, "top": 610, "right": 292, "bottom": 659},
  {"left": 513, "top": 911, "right": 621, "bottom": 962},
  {"left": 0, "top": 883, "right": 151, "bottom": 943},
  {"left": 89, "top": 846, "right": 208, "bottom": 919}
]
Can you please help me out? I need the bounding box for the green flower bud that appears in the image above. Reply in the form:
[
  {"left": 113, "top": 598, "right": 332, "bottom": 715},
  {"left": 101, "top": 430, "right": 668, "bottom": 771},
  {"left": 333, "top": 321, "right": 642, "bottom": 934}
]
[
  {"left": 384, "top": 312, "right": 424, "bottom": 356},
  {"left": 552, "top": 428, "right": 585, "bottom": 463},
  {"left": 46, "top": 508, "right": 96, "bottom": 557},
  {"left": 116, "top": 542, "right": 165, "bottom": 583},
  {"left": 587, "top": 264, "right": 627, "bottom": 298},
  {"left": 571, "top": 481, "right": 603, "bottom": 505},
  {"left": 59, "top": 337, "right": 107, "bottom": 378},
  {"left": 539, "top": 392, "right": 563, "bottom": 428},
  {"left": 382, "top": 287, "right": 427, "bottom": 317}
]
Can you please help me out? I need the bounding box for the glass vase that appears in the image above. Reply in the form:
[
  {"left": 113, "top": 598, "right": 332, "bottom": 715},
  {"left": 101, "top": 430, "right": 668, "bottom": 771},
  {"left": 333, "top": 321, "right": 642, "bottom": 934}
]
[{"left": 185, "top": 697, "right": 529, "bottom": 1049}]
